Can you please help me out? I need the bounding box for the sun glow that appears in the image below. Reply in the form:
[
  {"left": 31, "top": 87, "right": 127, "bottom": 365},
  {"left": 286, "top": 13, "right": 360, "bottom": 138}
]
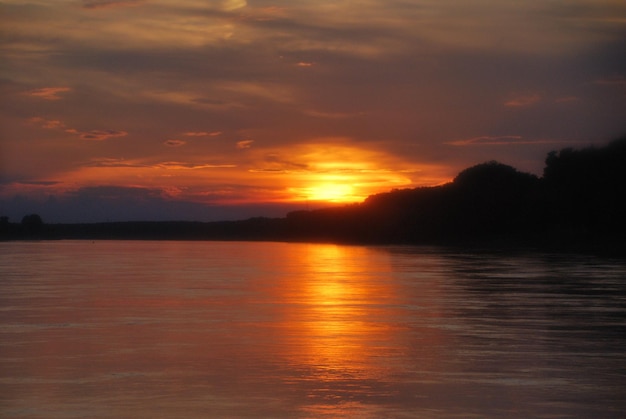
[{"left": 304, "top": 182, "right": 359, "bottom": 203}]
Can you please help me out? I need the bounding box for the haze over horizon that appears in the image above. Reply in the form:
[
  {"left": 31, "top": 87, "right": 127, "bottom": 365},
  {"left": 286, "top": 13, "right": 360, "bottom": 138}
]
[{"left": 1, "top": 0, "right": 625, "bottom": 223}]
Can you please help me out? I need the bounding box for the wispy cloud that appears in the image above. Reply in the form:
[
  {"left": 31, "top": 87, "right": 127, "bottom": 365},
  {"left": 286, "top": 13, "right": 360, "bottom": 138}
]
[
  {"left": 82, "top": 0, "right": 145, "bottom": 10},
  {"left": 593, "top": 76, "right": 626, "bottom": 90},
  {"left": 86, "top": 158, "right": 144, "bottom": 168},
  {"left": 156, "top": 162, "right": 236, "bottom": 170},
  {"left": 221, "top": 0, "right": 247, "bottom": 12},
  {"left": 504, "top": 93, "right": 542, "bottom": 107},
  {"left": 447, "top": 135, "right": 576, "bottom": 146},
  {"left": 68, "top": 129, "right": 128, "bottom": 141},
  {"left": 248, "top": 153, "right": 309, "bottom": 173},
  {"left": 30, "top": 117, "right": 127, "bottom": 141},
  {"left": 237, "top": 139, "right": 254, "bottom": 149},
  {"left": 164, "top": 139, "right": 187, "bottom": 147},
  {"left": 17, "top": 180, "right": 61, "bottom": 186},
  {"left": 25, "top": 87, "right": 71, "bottom": 101},
  {"left": 183, "top": 131, "right": 222, "bottom": 137}
]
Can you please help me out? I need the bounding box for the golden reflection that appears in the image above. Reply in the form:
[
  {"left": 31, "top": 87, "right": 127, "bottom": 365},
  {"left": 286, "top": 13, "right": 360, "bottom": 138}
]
[{"left": 276, "top": 244, "right": 399, "bottom": 388}]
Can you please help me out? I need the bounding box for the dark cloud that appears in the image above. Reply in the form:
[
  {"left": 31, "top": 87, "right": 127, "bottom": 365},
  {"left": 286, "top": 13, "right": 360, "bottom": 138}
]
[
  {"left": 184, "top": 131, "right": 222, "bottom": 137},
  {"left": 73, "top": 129, "right": 128, "bottom": 141},
  {"left": 82, "top": 0, "right": 144, "bottom": 10},
  {"left": 85, "top": 158, "right": 145, "bottom": 168},
  {"left": 446, "top": 136, "right": 569, "bottom": 146},
  {"left": 164, "top": 139, "right": 187, "bottom": 147},
  {"left": 30, "top": 117, "right": 128, "bottom": 141},
  {"left": 16, "top": 180, "right": 62, "bottom": 186},
  {"left": 0, "top": 186, "right": 301, "bottom": 223}
]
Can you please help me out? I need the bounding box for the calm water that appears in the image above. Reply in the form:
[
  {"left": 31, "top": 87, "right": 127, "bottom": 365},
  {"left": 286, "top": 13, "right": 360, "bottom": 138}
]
[{"left": 1, "top": 241, "right": 625, "bottom": 418}]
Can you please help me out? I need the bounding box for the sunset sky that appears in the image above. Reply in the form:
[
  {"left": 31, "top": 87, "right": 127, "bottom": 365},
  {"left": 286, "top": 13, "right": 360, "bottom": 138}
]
[{"left": 1, "top": 0, "right": 625, "bottom": 222}]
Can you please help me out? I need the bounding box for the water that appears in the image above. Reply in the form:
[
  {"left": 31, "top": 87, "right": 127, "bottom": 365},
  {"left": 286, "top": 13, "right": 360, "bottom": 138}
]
[{"left": 1, "top": 240, "right": 625, "bottom": 418}]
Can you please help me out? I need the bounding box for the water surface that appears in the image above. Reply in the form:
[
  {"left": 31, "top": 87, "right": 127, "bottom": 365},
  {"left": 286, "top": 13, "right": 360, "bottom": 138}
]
[{"left": 1, "top": 241, "right": 625, "bottom": 418}]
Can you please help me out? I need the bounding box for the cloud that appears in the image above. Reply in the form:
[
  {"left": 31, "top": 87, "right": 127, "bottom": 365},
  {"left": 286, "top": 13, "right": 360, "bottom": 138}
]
[
  {"left": 164, "top": 139, "right": 187, "bottom": 147},
  {"left": 25, "top": 87, "right": 71, "bottom": 100},
  {"left": 593, "top": 76, "right": 626, "bottom": 89},
  {"left": 29, "top": 117, "right": 127, "bottom": 141},
  {"left": 447, "top": 135, "right": 567, "bottom": 146},
  {"left": 237, "top": 139, "right": 254, "bottom": 149},
  {"left": 183, "top": 131, "right": 222, "bottom": 137},
  {"left": 66, "top": 129, "right": 128, "bottom": 141},
  {"left": 82, "top": 0, "right": 144, "bottom": 10},
  {"left": 155, "top": 162, "right": 236, "bottom": 170},
  {"left": 29, "top": 117, "right": 66, "bottom": 129},
  {"left": 504, "top": 93, "right": 542, "bottom": 107},
  {"left": 17, "top": 180, "right": 61, "bottom": 186},
  {"left": 447, "top": 135, "right": 525, "bottom": 146},
  {"left": 28, "top": 118, "right": 66, "bottom": 129},
  {"left": 248, "top": 154, "right": 309, "bottom": 173},
  {"left": 221, "top": 0, "right": 247, "bottom": 12},
  {"left": 0, "top": 186, "right": 301, "bottom": 223},
  {"left": 85, "top": 158, "right": 145, "bottom": 168},
  {"left": 83, "top": 158, "right": 236, "bottom": 170},
  {"left": 304, "top": 110, "right": 363, "bottom": 119}
]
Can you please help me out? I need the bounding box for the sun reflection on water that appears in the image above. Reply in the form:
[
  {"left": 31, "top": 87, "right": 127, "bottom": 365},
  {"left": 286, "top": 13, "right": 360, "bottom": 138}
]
[{"left": 271, "top": 244, "right": 407, "bottom": 413}]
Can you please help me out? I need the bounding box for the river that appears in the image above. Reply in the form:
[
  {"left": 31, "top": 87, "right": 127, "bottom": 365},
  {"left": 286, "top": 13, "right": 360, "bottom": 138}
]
[{"left": 1, "top": 240, "right": 625, "bottom": 418}]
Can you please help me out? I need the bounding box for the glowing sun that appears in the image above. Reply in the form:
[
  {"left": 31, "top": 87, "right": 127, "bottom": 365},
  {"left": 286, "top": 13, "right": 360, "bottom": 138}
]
[{"left": 305, "top": 183, "right": 359, "bottom": 203}]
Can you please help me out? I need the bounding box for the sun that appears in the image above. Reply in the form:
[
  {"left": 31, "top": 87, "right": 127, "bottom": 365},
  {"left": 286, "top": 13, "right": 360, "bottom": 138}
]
[{"left": 305, "top": 183, "right": 359, "bottom": 203}]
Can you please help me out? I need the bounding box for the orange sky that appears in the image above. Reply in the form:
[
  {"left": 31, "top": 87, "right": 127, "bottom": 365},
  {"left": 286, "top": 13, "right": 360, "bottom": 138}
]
[{"left": 1, "top": 0, "right": 625, "bottom": 222}]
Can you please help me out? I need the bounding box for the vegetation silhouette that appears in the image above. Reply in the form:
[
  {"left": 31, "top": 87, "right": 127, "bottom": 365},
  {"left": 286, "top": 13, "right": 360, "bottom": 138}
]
[{"left": 2, "top": 137, "right": 625, "bottom": 253}]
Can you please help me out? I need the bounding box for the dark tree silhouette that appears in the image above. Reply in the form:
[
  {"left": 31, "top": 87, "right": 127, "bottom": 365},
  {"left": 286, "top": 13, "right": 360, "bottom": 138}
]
[
  {"left": 0, "top": 216, "right": 9, "bottom": 235},
  {"left": 3, "top": 137, "right": 624, "bottom": 254},
  {"left": 542, "top": 136, "right": 626, "bottom": 236},
  {"left": 21, "top": 214, "right": 44, "bottom": 234}
]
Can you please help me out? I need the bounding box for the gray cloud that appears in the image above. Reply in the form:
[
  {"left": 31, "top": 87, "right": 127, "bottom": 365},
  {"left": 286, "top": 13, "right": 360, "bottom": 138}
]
[
  {"left": 82, "top": 0, "right": 145, "bottom": 10},
  {"left": 164, "top": 139, "right": 187, "bottom": 147}
]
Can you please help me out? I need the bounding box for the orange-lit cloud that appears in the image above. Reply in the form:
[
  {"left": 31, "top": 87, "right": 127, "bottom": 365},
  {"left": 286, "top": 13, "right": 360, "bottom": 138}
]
[
  {"left": 221, "top": 0, "right": 247, "bottom": 12},
  {"left": 29, "top": 117, "right": 127, "bottom": 141},
  {"left": 237, "top": 140, "right": 254, "bottom": 149},
  {"left": 183, "top": 131, "right": 222, "bottom": 137},
  {"left": 164, "top": 139, "right": 186, "bottom": 147},
  {"left": 504, "top": 93, "right": 542, "bottom": 107},
  {"left": 28, "top": 117, "right": 66, "bottom": 129},
  {"left": 242, "top": 141, "right": 451, "bottom": 203},
  {"left": 67, "top": 129, "right": 128, "bottom": 141},
  {"left": 25, "top": 87, "right": 71, "bottom": 100}
]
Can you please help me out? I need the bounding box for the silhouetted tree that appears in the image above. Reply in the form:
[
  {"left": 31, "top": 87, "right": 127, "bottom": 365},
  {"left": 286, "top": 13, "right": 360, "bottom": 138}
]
[
  {"left": 0, "top": 216, "right": 9, "bottom": 236},
  {"left": 21, "top": 214, "right": 44, "bottom": 234},
  {"left": 542, "top": 137, "right": 626, "bottom": 235},
  {"left": 445, "top": 161, "right": 541, "bottom": 237}
]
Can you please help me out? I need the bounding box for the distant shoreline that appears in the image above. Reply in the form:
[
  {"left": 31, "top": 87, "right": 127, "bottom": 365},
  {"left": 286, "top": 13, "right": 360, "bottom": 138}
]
[
  {"left": 3, "top": 138, "right": 625, "bottom": 257},
  {"left": 2, "top": 219, "right": 625, "bottom": 258}
]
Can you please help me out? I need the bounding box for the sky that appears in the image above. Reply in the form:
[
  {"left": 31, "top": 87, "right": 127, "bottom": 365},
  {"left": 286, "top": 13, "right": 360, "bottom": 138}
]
[{"left": 1, "top": 0, "right": 625, "bottom": 223}]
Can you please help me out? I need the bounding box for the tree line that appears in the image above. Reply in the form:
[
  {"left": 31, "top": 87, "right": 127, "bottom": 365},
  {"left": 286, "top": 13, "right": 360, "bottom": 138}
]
[{"left": 2, "top": 137, "right": 625, "bottom": 253}]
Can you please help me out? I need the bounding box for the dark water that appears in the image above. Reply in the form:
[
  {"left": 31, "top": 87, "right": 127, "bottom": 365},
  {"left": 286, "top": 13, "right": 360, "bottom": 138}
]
[{"left": 1, "top": 240, "right": 625, "bottom": 418}]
